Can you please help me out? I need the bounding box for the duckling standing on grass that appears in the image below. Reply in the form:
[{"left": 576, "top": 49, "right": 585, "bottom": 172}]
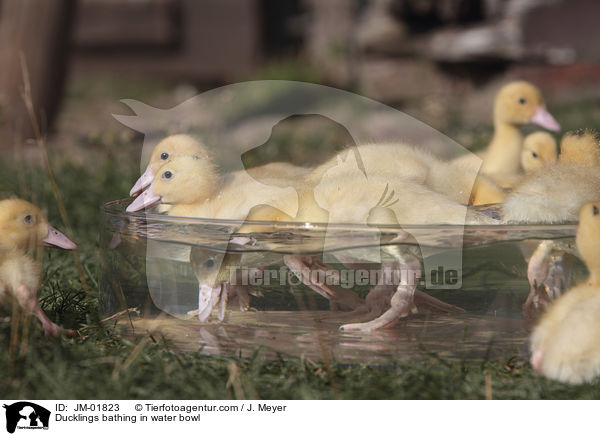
[
  {"left": 530, "top": 201, "right": 600, "bottom": 384},
  {"left": 0, "top": 199, "right": 77, "bottom": 338}
]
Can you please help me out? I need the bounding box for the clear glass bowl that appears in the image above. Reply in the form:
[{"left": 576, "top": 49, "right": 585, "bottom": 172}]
[{"left": 100, "top": 198, "right": 582, "bottom": 362}]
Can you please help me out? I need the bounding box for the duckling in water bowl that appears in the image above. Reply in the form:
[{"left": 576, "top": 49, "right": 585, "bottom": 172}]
[{"left": 100, "top": 194, "right": 588, "bottom": 363}]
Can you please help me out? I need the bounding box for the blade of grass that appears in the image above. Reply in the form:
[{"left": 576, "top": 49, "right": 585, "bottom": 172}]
[{"left": 19, "top": 54, "right": 90, "bottom": 295}]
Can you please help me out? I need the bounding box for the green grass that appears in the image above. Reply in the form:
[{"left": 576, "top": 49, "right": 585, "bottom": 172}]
[{"left": 2, "top": 77, "right": 600, "bottom": 400}]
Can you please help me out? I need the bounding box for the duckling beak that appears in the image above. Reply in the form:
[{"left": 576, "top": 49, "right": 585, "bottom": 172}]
[
  {"left": 43, "top": 225, "right": 77, "bottom": 250},
  {"left": 530, "top": 349, "right": 543, "bottom": 373},
  {"left": 198, "top": 284, "right": 218, "bottom": 322},
  {"left": 126, "top": 185, "right": 161, "bottom": 212},
  {"left": 530, "top": 107, "right": 561, "bottom": 131},
  {"left": 130, "top": 166, "right": 154, "bottom": 197}
]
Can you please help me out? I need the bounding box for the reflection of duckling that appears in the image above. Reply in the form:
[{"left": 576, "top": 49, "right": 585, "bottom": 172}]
[
  {"left": 530, "top": 201, "right": 600, "bottom": 384},
  {"left": 454, "top": 81, "right": 560, "bottom": 182},
  {"left": 0, "top": 199, "right": 77, "bottom": 338}
]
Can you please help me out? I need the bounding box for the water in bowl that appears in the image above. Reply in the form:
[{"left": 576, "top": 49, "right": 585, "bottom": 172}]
[{"left": 100, "top": 199, "right": 582, "bottom": 363}]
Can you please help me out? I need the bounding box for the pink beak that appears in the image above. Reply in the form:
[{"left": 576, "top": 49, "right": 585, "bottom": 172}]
[
  {"left": 530, "top": 349, "right": 543, "bottom": 373},
  {"left": 130, "top": 166, "right": 155, "bottom": 197},
  {"left": 530, "top": 107, "right": 561, "bottom": 131},
  {"left": 43, "top": 224, "right": 77, "bottom": 250},
  {"left": 126, "top": 185, "right": 161, "bottom": 212}
]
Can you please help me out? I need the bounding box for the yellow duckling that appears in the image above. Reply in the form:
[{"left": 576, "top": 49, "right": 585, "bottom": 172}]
[
  {"left": 130, "top": 133, "right": 308, "bottom": 197},
  {"left": 127, "top": 155, "right": 298, "bottom": 219},
  {"left": 130, "top": 134, "right": 209, "bottom": 197},
  {"left": 558, "top": 128, "right": 600, "bottom": 167},
  {"left": 307, "top": 142, "right": 506, "bottom": 206},
  {"left": 520, "top": 131, "right": 558, "bottom": 172},
  {"left": 126, "top": 155, "right": 299, "bottom": 321},
  {"left": 454, "top": 81, "right": 560, "bottom": 183},
  {"left": 482, "top": 81, "right": 560, "bottom": 176},
  {"left": 240, "top": 151, "right": 495, "bottom": 331},
  {"left": 530, "top": 201, "right": 600, "bottom": 384},
  {"left": 510, "top": 130, "right": 600, "bottom": 317},
  {"left": 503, "top": 129, "right": 600, "bottom": 223},
  {"left": 0, "top": 199, "right": 77, "bottom": 338}
]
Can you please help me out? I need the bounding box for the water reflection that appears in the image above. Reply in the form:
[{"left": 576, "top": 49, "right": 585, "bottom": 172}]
[{"left": 115, "top": 311, "right": 530, "bottom": 363}]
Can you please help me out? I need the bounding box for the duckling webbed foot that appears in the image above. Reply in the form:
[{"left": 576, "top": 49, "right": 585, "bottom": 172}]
[
  {"left": 524, "top": 241, "right": 572, "bottom": 319},
  {"left": 283, "top": 255, "right": 364, "bottom": 310},
  {"left": 523, "top": 247, "right": 552, "bottom": 319},
  {"left": 15, "top": 284, "right": 73, "bottom": 339},
  {"left": 544, "top": 255, "right": 573, "bottom": 300},
  {"left": 191, "top": 282, "right": 253, "bottom": 321},
  {"left": 340, "top": 278, "right": 417, "bottom": 332},
  {"left": 319, "top": 283, "right": 394, "bottom": 323}
]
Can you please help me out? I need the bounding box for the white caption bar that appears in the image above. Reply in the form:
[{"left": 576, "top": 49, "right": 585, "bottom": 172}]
[{"left": 0, "top": 400, "right": 594, "bottom": 435}]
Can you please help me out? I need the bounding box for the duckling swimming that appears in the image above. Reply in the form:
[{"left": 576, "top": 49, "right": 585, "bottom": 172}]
[
  {"left": 309, "top": 142, "right": 505, "bottom": 206},
  {"left": 130, "top": 134, "right": 210, "bottom": 197},
  {"left": 127, "top": 155, "right": 298, "bottom": 219},
  {"left": 530, "top": 201, "right": 600, "bottom": 384},
  {"left": 239, "top": 152, "right": 495, "bottom": 331},
  {"left": 127, "top": 155, "right": 300, "bottom": 321},
  {"left": 0, "top": 199, "right": 77, "bottom": 338},
  {"left": 129, "top": 133, "right": 309, "bottom": 198}
]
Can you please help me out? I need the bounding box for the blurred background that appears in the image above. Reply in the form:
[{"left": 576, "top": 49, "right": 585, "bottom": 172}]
[{"left": 1, "top": 0, "right": 600, "bottom": 152}]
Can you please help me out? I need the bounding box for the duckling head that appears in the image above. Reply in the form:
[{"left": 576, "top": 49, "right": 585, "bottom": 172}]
[
  {"left": 576, "top": 201, "right": 600, "bottom": 280},
  {"left": 494, "top": 81, "right": 560, "bottom": 131},
  {"left": 521, "top": 131, "right": 558, "bottom": 172},
  {"left": 130, "top": 134, "right": 210, "bottom": 196},
  {"left": 127, "top": 155, "right": 219, "bottom": 212},
  {"left": 0, "top": 198, "right": 77, "bottom": 252},
  {"left": 558, "top": 129, "right": 600, "bottom": 167}
]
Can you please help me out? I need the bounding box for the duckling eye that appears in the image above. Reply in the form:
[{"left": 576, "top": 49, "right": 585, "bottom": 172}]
[
  {"left": 23, "top": 214, "right": 34, "bottom": 225},
  {"left": 205, "top": 258, "right": 215, "bottom": 268},
  {"left": 593, "top": 206, "right": 599, "bottom": 216},
  {"left": 160, "top": 152, "right": 169, "bottom": 160},
  {"left": 518, "top": 98, "right": 527, "bottom": 104},
  {"left": 162, "top": 170, "right": 173, "bottom": 180},
  {"left": 531, "top": 151, "right": 538, "bottom": 158}
]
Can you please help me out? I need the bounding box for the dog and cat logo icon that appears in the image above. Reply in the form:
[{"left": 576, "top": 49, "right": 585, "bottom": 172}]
[{"left": 3, "top": 402, "right": 50, "bottom": 433}]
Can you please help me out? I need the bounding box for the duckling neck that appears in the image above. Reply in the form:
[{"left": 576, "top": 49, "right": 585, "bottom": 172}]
[
  {"left": 295, "top": 186, "right": 328, "bottom": 222},
  {"left": 481, "top": 120, "right": 523, "bottom": 176}
]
